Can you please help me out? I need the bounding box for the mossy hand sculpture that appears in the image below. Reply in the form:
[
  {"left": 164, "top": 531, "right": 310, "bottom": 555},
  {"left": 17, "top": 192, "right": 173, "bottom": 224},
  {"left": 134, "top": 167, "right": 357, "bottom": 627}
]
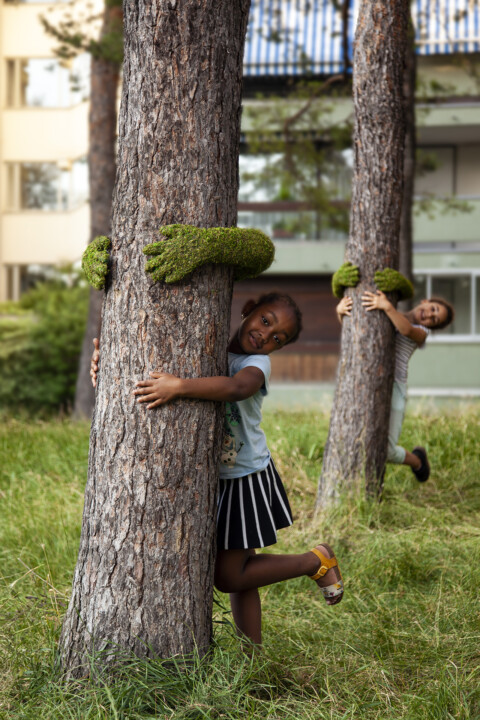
[
  {"left": 374, "top": 268, "right": 414, "bottom": 300},
  {"left": 331, "top": 262, "right": 360, "bottom": 298},
  {"left": 81, "top": 236, "right": 111, "bottom": 291},
  {"left": 331, "top": 262, "right": 414, "bottom": 300},
  {"left": 143, "top": 224, "right": 274, "bottom": 283},
  {"left": 81, "top": 225, "right": 275, "bottom": 290}
]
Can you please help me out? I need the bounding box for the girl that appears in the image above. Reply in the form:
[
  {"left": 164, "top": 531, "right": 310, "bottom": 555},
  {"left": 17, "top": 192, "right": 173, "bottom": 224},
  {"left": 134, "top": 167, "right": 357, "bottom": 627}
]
[
  {"left": 92, "top": 293, "right": 344, "bottom": 647},
  {"left": 337, "top": 290, "right": 454, "bottom": 481}
]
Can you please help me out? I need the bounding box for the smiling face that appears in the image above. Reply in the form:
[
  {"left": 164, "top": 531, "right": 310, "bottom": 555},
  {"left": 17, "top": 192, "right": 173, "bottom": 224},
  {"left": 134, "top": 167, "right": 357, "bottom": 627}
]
[
  {"left": 236, "top": 301, "right": 299, "bottom": 355},
  {"left": 413, "top": 300, "right": 449, "bottom": 329}
]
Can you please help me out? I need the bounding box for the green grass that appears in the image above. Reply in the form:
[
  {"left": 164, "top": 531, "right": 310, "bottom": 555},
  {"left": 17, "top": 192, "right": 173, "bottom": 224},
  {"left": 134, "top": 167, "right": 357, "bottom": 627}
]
[{"left": 0, "top": 407, "right": 479, "bottom": 719}]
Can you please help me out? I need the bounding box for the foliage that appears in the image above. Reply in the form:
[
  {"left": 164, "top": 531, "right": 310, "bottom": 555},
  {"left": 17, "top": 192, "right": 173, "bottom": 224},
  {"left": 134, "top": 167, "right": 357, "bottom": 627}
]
[
  {"left": 40, "top": 0, "right": 123, "bottom": 66},
  {"left": 0, "top": 272, "right": 88, "bottom": 415},
  {"left": 0, "top": 405, "right": 479, "bottom": 718},
  {"left": 241, "top": 81, "right": 353, "bottom": 237}
]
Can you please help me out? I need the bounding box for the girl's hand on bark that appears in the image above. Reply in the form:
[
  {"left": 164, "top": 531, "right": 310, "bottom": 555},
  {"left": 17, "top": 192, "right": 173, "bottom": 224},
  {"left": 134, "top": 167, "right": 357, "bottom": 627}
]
[
  {"left": 90, "top": 338, "right": 100, "bottom": 388},
  {"left": 134, "top": 371, "right": 181, "bottom": 409},
  {"left": 336, "top": 296, "right": 353, "bottom": 318},
  {"left": 361, "top": 290, "right": 392, "bottom": 312}
]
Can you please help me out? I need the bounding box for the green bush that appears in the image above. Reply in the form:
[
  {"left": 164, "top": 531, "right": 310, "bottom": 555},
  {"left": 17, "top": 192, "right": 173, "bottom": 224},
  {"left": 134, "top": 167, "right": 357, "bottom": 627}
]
[{"left": 0, "top": 273, "right": 88, "bottom": 415}]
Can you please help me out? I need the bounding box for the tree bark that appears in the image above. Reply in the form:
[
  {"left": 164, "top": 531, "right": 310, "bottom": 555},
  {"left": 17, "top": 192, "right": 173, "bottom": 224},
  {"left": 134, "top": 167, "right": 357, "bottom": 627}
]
[
  {"left": 73, "top": 5, "right": 120, "bottom": 419},
  {"left": 60, "top": 0, "right": 251, "bottom": 677},
  {"left": 317, "top": 0, "right": 410, "bottom": 507},
  {"left": 398, "top": 17, "right": 416, "bottom": 313}
]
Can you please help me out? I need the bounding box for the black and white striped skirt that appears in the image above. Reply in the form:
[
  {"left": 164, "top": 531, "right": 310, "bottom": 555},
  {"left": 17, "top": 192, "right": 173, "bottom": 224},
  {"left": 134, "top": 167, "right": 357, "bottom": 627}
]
[{"left": 217, "top": 459, "right": 293, "bottom": 550}]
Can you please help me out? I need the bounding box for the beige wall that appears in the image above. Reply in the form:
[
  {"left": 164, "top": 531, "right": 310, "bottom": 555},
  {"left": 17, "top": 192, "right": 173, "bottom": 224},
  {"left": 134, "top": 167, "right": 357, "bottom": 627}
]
[
  {"left": 2, "top": 205, "right": 89, "bottom": 265},
  {"left": 2, "top": 105, "right": 89, "bottom": 161},
  {"left": 0, "top": 1, "right": 94, "bottom": 301}
]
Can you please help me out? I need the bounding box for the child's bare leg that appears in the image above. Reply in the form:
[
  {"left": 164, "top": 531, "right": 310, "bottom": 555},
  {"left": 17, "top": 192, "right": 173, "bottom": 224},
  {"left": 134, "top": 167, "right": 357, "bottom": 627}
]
[
  {"left": 403, "top": 446, "right": 430, "bottom": 482},
  {"left": 215, "top": 545, "right": 341, "bottom": 603},
  {"left": 230, "top": 586, "right": 262, "bottom": 645},
  {"left": 403, "top": 450, "right": 421, "bottom": 470}
]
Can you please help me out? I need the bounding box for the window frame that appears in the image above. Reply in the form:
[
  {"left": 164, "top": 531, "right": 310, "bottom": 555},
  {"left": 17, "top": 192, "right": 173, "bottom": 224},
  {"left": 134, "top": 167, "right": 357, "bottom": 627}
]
[
  {"left": 414, "top": 268, "right": 480, "bottom": 342},
  {"left": 3, "top": 157, "right": 88, "bottom": 213}
]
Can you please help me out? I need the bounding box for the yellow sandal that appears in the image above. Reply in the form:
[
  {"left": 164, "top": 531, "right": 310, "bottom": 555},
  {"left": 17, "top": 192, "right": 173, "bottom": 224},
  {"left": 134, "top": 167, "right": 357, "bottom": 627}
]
[{"left": 309, "top": 544, "right": 344, "bottom": 604}]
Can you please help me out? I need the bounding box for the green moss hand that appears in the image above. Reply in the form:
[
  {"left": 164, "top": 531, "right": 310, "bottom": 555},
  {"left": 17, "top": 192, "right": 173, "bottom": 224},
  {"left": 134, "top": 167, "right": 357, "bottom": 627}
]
[
  {"left": 81, "top": 236, "right": 111, "bottom": 290},
  {"left": 374, "top": 268, "right": 414, "bottom": 300},
  {"left": 143, "top": 224, "right": 275, "bottom": 283},
  {"left": 331, "top": 261, "right": 360, "bottom": 298},
  {"left": 81, "top": 225, "right": 275, "bottom": 290}
]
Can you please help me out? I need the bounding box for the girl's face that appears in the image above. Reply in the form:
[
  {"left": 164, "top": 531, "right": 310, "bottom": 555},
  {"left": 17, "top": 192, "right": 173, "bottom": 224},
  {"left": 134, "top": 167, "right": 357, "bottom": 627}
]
[
  {"left": 236, "top": 301, "right": 298, "bottom": 355},
  {"left": 413, "top": 300, "right": 448, "bottom": 328}
]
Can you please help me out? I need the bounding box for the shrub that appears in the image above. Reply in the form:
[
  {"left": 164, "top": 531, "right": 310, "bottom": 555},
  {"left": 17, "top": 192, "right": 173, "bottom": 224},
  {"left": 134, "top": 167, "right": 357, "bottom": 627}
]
[{"left": 0, "top": 272, "right": 88, "bottom": 415}]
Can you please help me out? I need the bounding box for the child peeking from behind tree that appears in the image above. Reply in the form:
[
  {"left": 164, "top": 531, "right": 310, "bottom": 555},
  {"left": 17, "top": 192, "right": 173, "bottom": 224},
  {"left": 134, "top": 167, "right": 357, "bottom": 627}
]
[{"left": 337, "top": 290, "right": 454, "bottom": 482}]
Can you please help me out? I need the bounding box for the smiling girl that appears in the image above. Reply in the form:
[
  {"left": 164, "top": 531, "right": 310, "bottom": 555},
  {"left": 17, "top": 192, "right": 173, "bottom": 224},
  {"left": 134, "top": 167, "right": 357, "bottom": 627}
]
[
  {"left": 337, "top": 290, "right": 455, "bottom": 481},
  {"left": 126, "top": 292, "right": 344, "bottom": 646}
]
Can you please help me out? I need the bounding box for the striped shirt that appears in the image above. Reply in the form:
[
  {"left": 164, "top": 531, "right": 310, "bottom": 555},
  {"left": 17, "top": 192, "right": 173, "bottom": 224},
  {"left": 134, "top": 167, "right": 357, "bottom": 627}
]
[{"left": 394, "top": 325, "right": 429, "bottom": 383}]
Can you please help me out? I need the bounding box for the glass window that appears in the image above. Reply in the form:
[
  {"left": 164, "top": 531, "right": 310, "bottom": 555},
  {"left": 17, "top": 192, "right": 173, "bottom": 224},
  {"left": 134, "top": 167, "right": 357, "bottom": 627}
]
[
  {"left": 9, "top": 158, "right": 88, "bottom": 211},
  {"left": 413, "top": 273, "right": 479, "bottom": 337},
  {"left": 20, "top": 59, "right": 67, "bottom": 108},
  {"left": 20, "top": 162, "right": 61, "bottom": 210},
  {"left": 415, "top": 146, "right": 455, "bottom": 197},
  {"left": 431, "top": 275, "right": 470, "bottom": 334},
  {"left": 70, "top": 157, "right": 89, "bottom": 206},
  {"left": 6, "top": 55, "right": 90, "bottom": 108},
  {"left": 239, "top": 154, "right": 283, "bottom": 202},
  {"left": 412, "top": 274, "right": 427, "bottom": 307}
]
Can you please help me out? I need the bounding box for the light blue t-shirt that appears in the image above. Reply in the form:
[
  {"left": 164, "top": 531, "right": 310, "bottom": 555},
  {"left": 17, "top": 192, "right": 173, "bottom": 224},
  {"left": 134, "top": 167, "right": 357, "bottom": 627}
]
[{"left": 219, "top": 352, "right": 271, "bottom": 479}]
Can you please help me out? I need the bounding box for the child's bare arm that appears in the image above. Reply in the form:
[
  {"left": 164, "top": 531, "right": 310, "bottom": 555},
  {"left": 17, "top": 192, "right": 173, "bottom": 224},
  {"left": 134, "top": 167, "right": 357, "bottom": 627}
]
[
  {"left": 336, "top": 296, "right": 353, "bottom": 324},
  {"left": 362, "top": 290, "right": 427, "bottom": 345},
  {"left": 133, "top": 366, "right": 265, "bottom": 409}
]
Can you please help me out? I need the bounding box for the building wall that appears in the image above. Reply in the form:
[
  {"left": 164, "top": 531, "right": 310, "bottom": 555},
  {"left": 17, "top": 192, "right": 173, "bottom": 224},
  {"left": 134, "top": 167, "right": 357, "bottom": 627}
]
[
  {"left": 0, "top": 1, "right": 92, "bottom": 302},
  {"left": 0, "top": 2, "right": 479, "bottom": 392}
]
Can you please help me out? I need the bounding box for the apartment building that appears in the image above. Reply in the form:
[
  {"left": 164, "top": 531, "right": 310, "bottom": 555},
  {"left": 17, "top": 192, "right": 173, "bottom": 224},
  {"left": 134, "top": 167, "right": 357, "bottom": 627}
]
[
  {"left": 1, "top": 0, "right": 479, "bottom": 391},
  {"left": 0, "top": 0, "right": 91, "bottom": 301},
  {"left": 235, "top": 0, "right": 480, "bottom": 391}
]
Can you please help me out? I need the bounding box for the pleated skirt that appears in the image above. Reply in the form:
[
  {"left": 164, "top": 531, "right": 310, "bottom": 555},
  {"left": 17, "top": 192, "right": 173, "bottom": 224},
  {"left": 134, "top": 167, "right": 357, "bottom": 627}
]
[{"left": 217, "top": 458, "right": 293, "bottom": 550}]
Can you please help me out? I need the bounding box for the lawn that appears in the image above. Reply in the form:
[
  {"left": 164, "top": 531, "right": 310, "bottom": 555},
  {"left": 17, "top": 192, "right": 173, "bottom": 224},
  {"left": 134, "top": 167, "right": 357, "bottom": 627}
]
[{"left": 0, "top": 406, "right": 479, "bottom": 719}]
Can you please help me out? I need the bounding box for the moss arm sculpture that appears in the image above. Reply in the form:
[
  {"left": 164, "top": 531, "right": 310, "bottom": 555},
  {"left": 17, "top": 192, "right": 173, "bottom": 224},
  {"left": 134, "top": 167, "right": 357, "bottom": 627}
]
[
  {"left": 331, "top": 261, "right": 360, "bottom": 298},
  {"left": 81, "top": 225, "right": 275, "bottom": 290},
  {"left": 374, "top": 268, "right": 414, "bottom": 300},
  {"left": 81, "top": 236, "right": 111, "bottom": 291},
  {"left": 143, "top": 224, "right": 274, "bottom": 283},
  {"left": 331, "top": 262, "right": 414, "bottom": 301}
]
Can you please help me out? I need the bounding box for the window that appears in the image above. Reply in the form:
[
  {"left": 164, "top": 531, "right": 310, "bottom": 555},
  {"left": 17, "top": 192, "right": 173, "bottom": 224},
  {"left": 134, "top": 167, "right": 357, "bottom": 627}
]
[
  {"left": 415, "top": 146, "right": 455, "bottom": 197},
  {"left": 238, "top": 148, "right": 351, "bottom": 240},
  {"left": 5, "top": 157, "right": 88, "bottom": 211},
  {"left": 413, "top": 271, "right": 480, "bottom": 339},
  {"left": 5, "top": 55, "right": 90, "bottom": 108}
]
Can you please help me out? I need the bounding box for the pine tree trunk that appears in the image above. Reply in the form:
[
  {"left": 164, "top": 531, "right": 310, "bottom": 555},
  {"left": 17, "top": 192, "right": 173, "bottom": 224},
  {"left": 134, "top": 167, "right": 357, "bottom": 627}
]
[
  {"left": 317, "top": 0, "right": 410, "bottom": 507},
  {"left": 60, "top": 0, "right": 251, "bottom": 677},
  {"left": 73, "top": 7, "right": 120, "bottom": 419},
  {"left": 399, "top": 19, "right": 416, "bottom": 313}
]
